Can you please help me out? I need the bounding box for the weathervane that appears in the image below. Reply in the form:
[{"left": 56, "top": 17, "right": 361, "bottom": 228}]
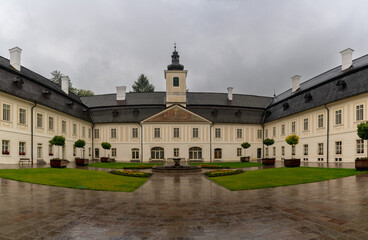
[{"left": 174, "top": 42, "right": 176, "bottom": 51}]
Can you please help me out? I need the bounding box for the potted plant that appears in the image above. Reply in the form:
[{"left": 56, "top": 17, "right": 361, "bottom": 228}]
[
  {"left": 356, "top": 121, "right": 368, "bottom": 170},
  {"left": 74, "top": 139, "right": 88, "bottom": 166},
  {"left": 284, "top": 134, "right": 300, "bottom": 167},
  {"left": 262, "top": 138, "right": 275, "bottom": 165},
  {"left": 49, "top": 135, "right": 68, "bottom": 168},
  {"left": 100, "top": 142, "right": 111, "bottom": 162},
  {"left": 240, "top": 142, "right": 251, "bottom": 162}
]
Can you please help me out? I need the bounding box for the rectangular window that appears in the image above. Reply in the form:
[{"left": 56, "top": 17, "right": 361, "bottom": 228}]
[
  {"left": 2, "top": 140, "right": 10, "bottom": 155},
  {"left": 273, "top": 147, "right": 276, "bottom": 157},
  {"left": 281, "top": 124, "right": 285, "bottom": 135},
  {"left": 303, "top": 144, "right": 308, "bottom": 155},
  {"left": 335, "top": 141, "right": 342, "bottom": 155},
  {"left": 265, "top": 129, "right": 268, "bottom": 138},
  {"left": 37, "top": 144, "right": 42, "bottom": 159},
  {"left": 291, "top": 121, "right": 296, "bottom": 133},
  {"left": 303, "top": 118, "right": 308, "bottom": 131},
  {"left": 94, "top": 129, "right": 100, "bottom": 138},
  {"left": 281, "top": 146, "right": 285, "bottom": 156},
  {"left": 88, "top": 147, "right": 91, "bottom": 156},
  {"left": 132, "top": 149, "right": 139, "bottom": 159},
  {"left": 173, "top": 128, "right": 180, "bottom": 138},
  {"left": 82, "top": 127, "right": 85, "bottom": 137},
  {"left": 48, "top": 116, "right": 54, "bottom": 130},
  {"left": 111, "top": 148, "right": 117, "bottom": 157},
  {"left": 237, "top": 129, "right": 242, "bottom": 138},
  {"left": 37, "top": 113, "right": 43, "bottom": 128},
  {"left": 335, "top": 110, "right": 342, "bottom": 125},
  {"left": 215, "top": 128, "right": 221, "bottom": 138},
  {"left": 174, "top": 148, "right": 179, "bottom": 157},
  {"left": 173, "top": 77, "right": 179, "bottom": 87},
  {"left": 273, "top": 127, "right": 276, "bottom": 137},
  {"left": 154, "top": 128, "right": 160, "bottom": 138},
  {"left": 62, "top": 120, "right": 67, "bottom": 133},
  {"left": 19, "top": 142, "right": 26, "bottom": 155},
  {"left": 88, "top": 128, "right": 91, "bottom": 138},
  {"left": 265, "top": 148, "right": 269, "bottom": 157},
  {"left": 318, "top": 143, "right": 324, "bottom": 155},
  {"left": 193, "top": 128, "right": 199, "bottom": 138},
  {"left": 19, "top": 108, "right": 26, "bottom": 124},
  {"left": 49, "top": 144, "right": 53, "bottom": 155},
  {"left": 2, "top": 104, "right": 11, "bottom": 121},
  {"left": 237, "top": 148, "right": 242, "bottom": 157},
  {"left": 356, "top": 104, "right": 364, "bottom": 121},
  {"left": 132, "top": 128, "right": 138, "bottom": 138},
  {"left": 357, "top": 139, "right": 364, "bottom": 154},
  {"left": 111, "top": 128, "right": 117, "bottom": 138},
  {"left": 257, "top": 129, "right": 262, "bottom": 139},
  {"left": 318, "top": 114, "right": 324, "bottom": 128},
  {"left": 73, "top": 124, "right": 77, "bottom": 135}
]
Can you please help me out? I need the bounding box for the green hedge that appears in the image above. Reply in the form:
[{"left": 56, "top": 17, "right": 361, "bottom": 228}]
[
  {"left": 204, "top": 169, "right": 244, "bottom": 177},
  {"left": 110, "top": 170, "right": 152, "bottom": 178}
]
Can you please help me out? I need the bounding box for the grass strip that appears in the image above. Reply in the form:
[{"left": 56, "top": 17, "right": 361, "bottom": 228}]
[
  {"left": 0, "top": 168, "right": 148, "bottom": 192},
  {"left": 209, "top": 167, "right": 366, "bottom": 191}
]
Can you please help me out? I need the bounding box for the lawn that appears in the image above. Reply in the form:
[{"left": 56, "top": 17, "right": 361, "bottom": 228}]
[
  {"left": 209, "top": 167, "right": 366, "bottom": 191},
  {"left": 88, "top": 162, "right": 163, "bottom": 169},
  {"left": 189, "top": 161, "right": 263, "bottom": 168},
  {"left": 0, "top": 168, "right": 149, "bottom": 192}
]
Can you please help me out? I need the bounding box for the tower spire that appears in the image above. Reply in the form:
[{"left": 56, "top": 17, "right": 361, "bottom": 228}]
[{"left": 167, "top": 44, "right": 184, "bottom": 70}]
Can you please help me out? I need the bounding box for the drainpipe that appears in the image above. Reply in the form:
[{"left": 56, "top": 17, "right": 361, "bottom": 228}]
[
  {"left": 139, "top": 123, "right": 143, "bottom": 163},
  {"left": 210, "top": 123, "right": 213, "bottom": 163},
  {"left": 31, "top": 102, "right": 37, "bottom": 165},
  {"left": 91, "top": 123, "right": 95, "bottom": 160},
  {"left": 324, "top": 105, "right": 330, "bottom": 163}
]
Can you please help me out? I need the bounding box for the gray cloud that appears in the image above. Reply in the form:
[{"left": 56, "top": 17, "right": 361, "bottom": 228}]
[{"left": 0, "top": 0, "right": 367, "bottom": 97}]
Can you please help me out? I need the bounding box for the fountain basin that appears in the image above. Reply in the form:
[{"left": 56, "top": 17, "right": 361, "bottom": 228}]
[{"left": 152, "top": 158, "right": 202, "bottom": 173}]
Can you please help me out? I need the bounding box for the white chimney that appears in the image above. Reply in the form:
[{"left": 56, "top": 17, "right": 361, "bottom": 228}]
[
  {"left": 9, "top": 47, "right": 22, "bottom": 71},
  {"left": 340, "top": 48, "right": 354, "bottom": 71},
  {"left": 292, "top": 75, "right": 301, "bottom": 92},
  {"left": 61, "top": 76, "right": 69, "bottom": 94},
  {"left": 116, "top": 86, "right": 126, "bottom": 101},
  {"left": 227, "top": 87, "right": 233, "bottom": 101}
]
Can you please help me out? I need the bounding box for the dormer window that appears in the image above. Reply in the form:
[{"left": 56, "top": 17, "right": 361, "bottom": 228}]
[{"left": 173, "top": 77, "right": 179, "bottom": 87}]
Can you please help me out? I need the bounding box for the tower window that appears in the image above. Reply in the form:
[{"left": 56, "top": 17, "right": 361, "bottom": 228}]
[{"left": 173, "top": 77, "right": 179, "bottom": 87}]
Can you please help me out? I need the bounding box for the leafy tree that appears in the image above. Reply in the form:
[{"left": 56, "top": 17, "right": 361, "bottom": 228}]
[
  {"left": 357, "top": 121, "right": 368, "bottom": 158},
  {"left": 76, "top": 89, "right": 94, "bottom": 97},
  {"left": 74, "top": 139, "right": 86, "bottom": 158},
  {"left": 285, "top": 134, "right": 299, "bottom": 159},
  {"left": 49, "top": 135, "right": 65, "bottom": 159},
  {"left": 50, "top": 70, "right": 94, "bottom": 96},
  {"left": 241, "top": 142, "right": 251, "bottom": 157},
  {"left": 101, "top": 142, "right": 112, "bottom": 157},
  {"left": 263, "top": 138, "right": 275, "bottom": 146},
  {"left": 132, "top": 74, "right": 155, "bottom": 92}
]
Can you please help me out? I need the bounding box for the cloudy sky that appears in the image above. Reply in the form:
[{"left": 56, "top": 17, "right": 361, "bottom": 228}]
[{"left": 0, "top": 0, "right": 367, "bottom": 97}]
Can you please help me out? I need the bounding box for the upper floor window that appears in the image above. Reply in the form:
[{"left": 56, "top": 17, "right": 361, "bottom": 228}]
[
  {"left": 111, "top": 128, "right": 117, "bottom": 138},
  {"left": 273, "top": 127, "right": 276, "bottom": 137},
  {"left": 48, "top": 116, "right": 54, "bottom": 130},
  {"left": 94, "top": 129, "right": 100, "bottom": 138},
  {"left": 132, "top": 128, "right": 138, "bottom": 138},
  {"left": 173, "top": 128, "right": 180, "bottom": 138},
  {"left": 318, "top": 114, "right": 324, "bottom": 128},
  {"left": 303, "top": 118, "right": 308, "bottom": 131},
  {"left": 3, "top": 104, "right": 11, "bottom": 121},
  {"left": 281, "top": 124, "right": 285, "bottom": 135},
  {"left": 193, "top": 128, "right": 199, "bottom": 138},
  {"left": 237, "top": 129, "right": 242, "bottom": 138},
  {"left": 356, "top": 104, "right": 364, "bottom": 121},
  {"left": 37, "top": 113, "right": 43, "bottom": 128},
  {"left": 265, "top": 129, "right": 268, "bottom": 138},
  {"left": 335, "top": 110, "right": 342, "bottom": 125},
  {"left": 73, "top": 124, "right": 77, "bottom": 135},
  {"left": 19, "top": 108, "right": 26, "bottom": 125},
  {"left": 88, "top": 128, "right": 91, "bottom": 138},
  {"left": 291, "top": 121, "right": 296, "bottom": 133},
  {"left": 62, "top": 120, "right": 67, "bottom": 133},
  {"left": 154, "top": 128, "right": 161, "bottom": 138},
  {"left": 257, "top": 129, "right": 262, "bottom": 139},
  {"left": 215, "top": 128, "right": 221, "bottom": 138},
  {"left": 82, "top": 127, "right": 85, "bottom": 137},
  {"left": 173, "top": 77, "right": 179, "bottom": 87}
]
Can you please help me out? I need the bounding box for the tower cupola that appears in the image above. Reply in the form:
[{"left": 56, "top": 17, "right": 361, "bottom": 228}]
[{"left": 167, "top": 44, "right": 184, "bottom": 70}]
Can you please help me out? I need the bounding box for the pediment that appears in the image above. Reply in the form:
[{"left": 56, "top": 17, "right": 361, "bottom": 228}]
[{"left": 142, "top": 105, "right": 210, "bottom": 123}]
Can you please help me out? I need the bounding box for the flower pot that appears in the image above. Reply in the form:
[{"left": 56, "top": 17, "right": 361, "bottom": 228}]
[
  {"left": 262, "top": 158, "right": 275, "bottom": 165},
  {"left": 240, "top": 157, "right": 250, "bottom": 162},
  {"left": 100, "top": 157, "right": 109, "bottom": 162},
  {"left": 355, "top": 158, "right": 368, "bottom": 171},
  {"left": 284, "top": 159, "right": 301, "bottom": 167},
  {"left": 50, "top": 159, "right": 68, "bottom": 168},
  {"left": 75, "top": 158, "right": 89, "bottom": 166}
]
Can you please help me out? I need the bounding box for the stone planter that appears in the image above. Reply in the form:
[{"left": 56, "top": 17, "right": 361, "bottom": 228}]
[
  {"left": 262, "top": 158, "right": 275, "bottom": 165},
  {"left": 50, "top": 159, "right": 68, "bottom": 168},
  {"left": 100, "top": 157, "right": 109, "bottom": 162},
  {"left": 240, "top": 156, "right": 250, "bottom": 162},
  {"left": 284, "top": 159, "right": 301, "bottom": 167},
  {"left": 355, "top": 158, "right": 368, "bottom": 171},
  {"left": 75, "top": 158, "right": 89, "bottom": 166}
]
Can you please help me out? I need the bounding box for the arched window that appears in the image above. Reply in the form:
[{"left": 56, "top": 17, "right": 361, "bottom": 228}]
[
  {"left": 151, "top": 147, "right": 164, "bottom": 160},
  {"left": 214, "top": 148, "right": 222, "bottom": 159},
  {"left": 173, "top": 77, "right": 179, "bottom": 87},
  {"left": 189, "top": 147, "right": 202, "bottom": 160},
  {"left": 132, "top": 148, "right": 139, "bottom": 160}
]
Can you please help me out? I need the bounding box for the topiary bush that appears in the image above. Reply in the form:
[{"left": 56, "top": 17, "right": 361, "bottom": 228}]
[
  {"left": 241, "top": 142, "right": 251, "bottom": 157},
  {"left": 74, "top": 139, "right": 86, "bottom": 158},
  {"left": 285, "top": 134, "right": 299, "bottom": 159},
  {"left": 357, "top": 121, "right": 368, "bottom": 158},
  {"left": 49, "top": 136, "right": 65, "bottom": 159}
]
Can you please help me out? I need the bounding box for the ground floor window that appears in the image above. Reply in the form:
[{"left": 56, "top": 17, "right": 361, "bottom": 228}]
[
  {"left": 49, "top": 144, "right": 53, "bottom": 156},
  {"left": 2, "top": 140, "right": 9, "bottom": 155},
  {"left": 95, "top": 148, "right": 100, "bottom": 158},
  {"left": 257, "top": 148, "right": 262, "bottom": 158},
  {"left": 174, "top": 148, "right": 179, "bottom": 157},
  {"left": 281, "top": 146, "right": 285, "bottom": 156},
  {"left": 335, "top": 141, "right": 342, "bottom": 155},
  {"left": 88, "top": 148, "right": 91, "bottom": 157},
  {"left": 132, "top": 148, "right": 139, "bottom": 159},
  {"left": 37, "top": 144, "right": 42, "bottom": 159},
  {"left": 73, "top": 147, "right": 76, "bottom": 156},
  {"left": 303, "top": 144, "right": 308, "bottom": 155},
  {"left": 273, "top": 147, "right": 276, "bottom": 157},
  {"left": 357, "top": 139, "right": 364, "bottom": 154},
  {"left": 111, "top": 148, "right": 117, "bottom": 157},
  {"left": 292, "top": 145, "right": 296, "bottom": 156},
  {"left": 237, "top": 148, "right": 242, "bottom": 157},
  {"left": 265, "top": 147, "right": 269, "bottom": 157},
  {"left": 318, "top": 143, "right": 324, "bottom": 155},
  {"left": 214, "top": 148, "right": 222, "bottom": 159},
  {"left": 189, "top": 147, "right": 202, "bottom": 160},
  {"left": 19, "top": 142, "right": 26, "bottom": 155},
  {"left": 151, "top": 147, "right": 164, "bottom": 160}
]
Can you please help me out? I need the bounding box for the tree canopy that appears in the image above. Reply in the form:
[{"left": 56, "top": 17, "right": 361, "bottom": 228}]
[
  {"left": 285, "top": 134, "right": 299, "bottom": 146},
  {"left": 49, "top": 136, "right": 65, "bottom": 147},
  {"left": 132, "top": 74, "right": 155, "bottom": 92},
  {"left": 50, "top": 70, "right": 94, "bottom": 97},
  {"left": 263, "top": 138, "right": 275, "bottom": 146}
]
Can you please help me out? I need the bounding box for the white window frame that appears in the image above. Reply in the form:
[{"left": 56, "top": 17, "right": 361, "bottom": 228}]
[
  {"left": 291, "top": 121, "right": 296, "bottom": 133},
  {"left": 237, "top": 148, "right": 242, "bottom": 156},
  {"left": 335, "top": 141, "right": 342, "bottom": 155},
  {"left": 192, "top": 128, "right": 199, "bottom": 138},
  {"left": 173, "top": 128, "right": 180, "bottom": 138},
  {"left": 318, "top": 114, "right": 324, "bottom": 128},
  {"left": 237, "top": 129, "right": 242, "bottom": 138},
  {"left": 154, "top": 128, "right": 161, "bottom": 138},
  {"left": 132, "top": 128, "right": 138, "bottom": 138},
  {"left": 19, "top": 108, "right": 26, "bottom": 125},
  {"left": 215, "top": 128, "right": 221, "bottom": 138},
  {"left": 356, "top": 104, "right": 364, "bottom": 121},
  {"left": 335, "top": 110, "right": 342, "bottom": 125},
  {"left": 2, "top": 104, "right": 11, "bottom": 121},
  {"left": 111, "top": 128, "right": 117, "bottom": 139},
  {"left": 36, "top": 113, "right": 43, "bottom": 128},
  {"left": 48, "top": 116, "right": 54, "bottom": 131},
  {"left": 303, "top": 118, "right": 308, "bottom": 131},
  {"left": 357, "top": 139, "right": 364, "bottom": 154}
]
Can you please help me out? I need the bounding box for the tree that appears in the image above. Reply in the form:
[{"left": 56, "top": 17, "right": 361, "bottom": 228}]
[
  {"left": 132, "top": 74, "right": 155, "bottom": 92},
  {"left": 76, "top": 89, "right": 94, "bottom": 97},
  {"left": 74, "top": 139, "right": 86, "bottom": 158},
  {"left": 263, "top": 138, "right": 275, "bottom": 158},
  {"left": 241, "top": 142, "right": 251, "bottom": 157},
  {"left": 101, "top": 142, "right": 111, "bottom": 157},
  {"left": 50, "top": 70, "right": 94, "bottom": 96},
  {"left": 49, "top": 135, "right": 65, "bottom": 159},
  {"left": 285, "top": 134, "right": 299, "bottom": 159},
  {"left": 357, "top": 121, "right": 368, "bottom": 158}
]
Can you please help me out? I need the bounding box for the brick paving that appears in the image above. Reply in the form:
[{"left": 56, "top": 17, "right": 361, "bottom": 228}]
[{"left": 0, "top": 162, "right": 367, "bottom": 239}]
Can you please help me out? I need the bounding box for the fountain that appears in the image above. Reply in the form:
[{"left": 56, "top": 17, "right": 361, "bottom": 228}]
[{"left": 152, "top": 158, "right": 202, "bottom": 173}]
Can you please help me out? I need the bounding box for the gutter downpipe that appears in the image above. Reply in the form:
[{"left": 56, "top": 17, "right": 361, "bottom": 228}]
[
  {"left": 262, "top": 100, "right": 273, "bottom": 160},
  {"left": 210, "top": 123, "right": 213, "bottom": 163},
  {"left": 139, "top": 123, "right": 143, "bottom": 163},
  {"left": 31, "top": 102, "right": 37, "bottom": 165},
  {"left": 91, "top": 123, "right": 95, "bottom": 160},
  {"left": 324, "top": 104, "right": 330, "bottom": 164}
]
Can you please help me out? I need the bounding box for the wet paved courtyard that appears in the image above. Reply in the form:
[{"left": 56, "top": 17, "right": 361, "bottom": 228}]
[{"left": 0, "top": 162, "right": 368, "bottom": 239}]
